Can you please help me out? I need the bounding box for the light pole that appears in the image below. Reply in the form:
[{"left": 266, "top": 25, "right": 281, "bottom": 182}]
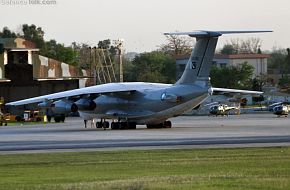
[{"left": 116, "top": 39, "right": 124, "bottom": 82}]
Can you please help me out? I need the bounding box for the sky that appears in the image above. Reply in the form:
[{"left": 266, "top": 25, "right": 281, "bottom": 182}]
[{"left": 0, "top": 0, "right": 289, "bottom": 53}]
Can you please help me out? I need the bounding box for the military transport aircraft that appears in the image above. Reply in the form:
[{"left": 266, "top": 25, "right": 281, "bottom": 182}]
[{"left": 6, "top": 30, "right": 271, "bottom": 129}]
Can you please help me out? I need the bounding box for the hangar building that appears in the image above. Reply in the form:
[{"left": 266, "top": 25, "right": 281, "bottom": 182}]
[{"left": 0, "top": 38, "right": 90, "bottom": 112}]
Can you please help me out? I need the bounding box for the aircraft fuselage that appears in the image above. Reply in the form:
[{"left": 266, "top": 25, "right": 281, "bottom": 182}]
[{"left": 78, "top": 83, "right": 209, "bottom": 124}]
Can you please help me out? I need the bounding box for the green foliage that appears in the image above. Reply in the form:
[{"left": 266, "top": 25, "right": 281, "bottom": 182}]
[
  {"left": 125, "top": 51, "right": 176, "bottom": 83},
  {"left": 0, "top": 27, "right": 17, "bottom": 38},
  {"left": 22, "top": 24, "right": 45, "bottom": 53},
  {"left": 21, "top": 24, "right": 78, "bottom": 65},
  {"left": 285, "top": 48, "right": 290, "bottom": 73},
  {"left": 268, "top": 48, "right": 287, "bottom": 70},
  {"left": 269, "top": 48, "right": 290, "bottom": 89},
  {"left": 220, "top": 44, "right": 237, "bottom": 55},
  {"left": 251, "top": 75, "right": 267, "bottom": 91},
  {"left": 210, "top": 62, "right": 254, "bottom": 89},
  {"left": 98, "top": 39, "right": 111, "bottom": 49},
  {"left": 278, "top": 76, "right": 290, "bottom": 88},
  {"left": 42, "top": 40, "right": 78, "bottom": 66},
  {"left": 97, "top": 39, "right": 117, "bottom": 61},
  {"left": 221, "top": 38, "right": 262, "bottom": 54},
  {"left": 0, "top": 25, "right": 79, "bottom": 66}
]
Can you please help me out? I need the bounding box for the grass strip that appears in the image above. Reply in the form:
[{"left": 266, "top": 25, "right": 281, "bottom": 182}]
[{"left": 0, "top": 147, "right": 289, "bottom": 190}]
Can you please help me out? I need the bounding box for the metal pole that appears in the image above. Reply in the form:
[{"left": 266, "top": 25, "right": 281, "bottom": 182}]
[
  {"left": 116, "top": 39, "right": 124, "bottom": 83},
  {"left": 119, "top": 51, "right": 123, "bottom": 83}
]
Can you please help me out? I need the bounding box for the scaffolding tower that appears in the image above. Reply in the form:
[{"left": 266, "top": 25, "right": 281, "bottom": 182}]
[{"left": 89, "top": 48, "right": 117, "bottom": 85}]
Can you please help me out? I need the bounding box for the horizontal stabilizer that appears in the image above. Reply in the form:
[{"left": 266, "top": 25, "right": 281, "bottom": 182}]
[
  {"left": 164, "top": 30, "right": 273, "bottom": 37},
  {"left": 211, "top": 87, "right": 263, "bottom": 95}
]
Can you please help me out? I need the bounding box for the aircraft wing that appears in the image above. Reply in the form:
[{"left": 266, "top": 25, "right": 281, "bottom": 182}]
[
  {"left": 6, "top": 83, "right": 137, "bottom": 106},
  {"left": 6, "top": 82, "right": 172, "bottom": 106},
  {"left": 211, "top": 87, "right": 263, "bottom": 95}
]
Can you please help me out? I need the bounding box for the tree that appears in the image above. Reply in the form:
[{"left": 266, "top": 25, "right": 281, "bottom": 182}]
[
  {"left": 278, "top": 76, "right": 290, "bottom": 89},
  {"left": 285, "top": 48, "right": 290, "bottom": 73},
  {"left": 71, "top": 42, "right": 91, "bottom": 69},
  {"left": 126, "top": 51, "right": 176, "bottom": 83},
  {"left": 268, "top": 48, "right": 287, "bottom": 70},
  {"left": 210, "top": 62, "right": 254, "bottom": 89},
  {"left": 21, "top": 24, "right": 46, "bottom": 53},
  {"left": 160, "top": 34, "right": 193, "bottom": 56},
  {"left": 45, "top": 39, "right": 58, "bottom": 58},
  {"left": 221, "top": 38, "right": 262, "bottom": 54},
  {"left": 268, "top": 47, "right": 290, "bottom": 79},
  {"left": 55, "top": 43, "right": 78, "bottom": 66},
  {"left": 251, "top": 75, "right": 267, "bottom": 91},
  {"left": 98, "top": 39, "right": 111, "bottom": 49},
  {"left": 220, "top": 44, "right": 238, "bottom": 55},
  {"left": 0, "top": 27, "right": 17, "bottom": 38},
  {"left": 239, "top": 37, "right": 262, "bottom": 54},
  {"left": 97, "top": 39, "right": 117, "bottom": 61}
]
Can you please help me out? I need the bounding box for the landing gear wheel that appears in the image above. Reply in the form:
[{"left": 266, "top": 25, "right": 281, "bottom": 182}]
[
  {"left": 54, "top": 116, "right": 61, "bottom": 123},
  {"left": 104, "top": 121, "right": 109, "bottom": 129},
  {"left": 128, "top": 122, "right": 137, "bottom": 129},
  {"left": 111, "top": 122, "right": 119, "bottom": 130},
  {"left": 146, "top": 123, "right": 163, "bottom": 129},
  {"left": 120, "top": 122, "right": 129, "bottom": 130},
  {"left": 163, "top": 121, "right": 172, "bottom": 128},
  {"left": 96, "top": 122, "right": 103, "bottom": 128},
  {"left": 96, "top": 121, "right": 110, "bottom": 129},
  {"left": 60, "top": 115, "right": 65, "bottom": 122}
]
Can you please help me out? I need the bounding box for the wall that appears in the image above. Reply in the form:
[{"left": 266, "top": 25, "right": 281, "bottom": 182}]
[{"left": 229, "top": 58, "right": 267, "bottom": 77}]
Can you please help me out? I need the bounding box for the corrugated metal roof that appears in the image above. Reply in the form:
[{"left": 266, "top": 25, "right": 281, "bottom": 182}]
[{"left": 214, "top": 54, "right": 271, "bottom": 59}]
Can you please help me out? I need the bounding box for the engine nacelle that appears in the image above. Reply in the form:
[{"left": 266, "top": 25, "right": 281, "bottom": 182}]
[
  {"left": 51, "top": 100, "right": 78, "bottom": 115},
  {"left": 75, "top": 98, "right": 96, "bottom": 111},
  {"left": 38, "top": 101, "right": 52, "bottom": 108}
]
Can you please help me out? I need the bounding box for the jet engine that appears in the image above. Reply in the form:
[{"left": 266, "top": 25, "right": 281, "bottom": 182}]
[
  {"left": 75, "top": 98, "right": 96, "bottom": 111},
  {"left": 38, "top": 101, "right": 52, "bottom": 108},
  {"left": 50, "top": 99, "right": 78, "bottom": 115}
]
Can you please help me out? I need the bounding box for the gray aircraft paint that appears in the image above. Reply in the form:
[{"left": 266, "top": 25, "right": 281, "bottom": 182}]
[{"left": 176, "top": 36, "right": 218, "bottom": 85}]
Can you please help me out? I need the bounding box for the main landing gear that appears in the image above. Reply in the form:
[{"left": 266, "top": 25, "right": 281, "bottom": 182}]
[
  {"left": 96, "top": 119, "right": 110, "bottom": 129},
  {"left": 95, "top": 120, "right": 137, "bottom": 130},
  {"left": 146, "top": 121, "right": 172, "bottom": 129},
  {"left": 111, "top": 122, "right": 137, "bottom": 130},
  {"left": 83, "top": 119, "right": 172, "bottom": 130}
]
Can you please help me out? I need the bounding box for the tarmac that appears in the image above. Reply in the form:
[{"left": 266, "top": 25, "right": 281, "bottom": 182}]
[{"left": 0, "top": 113, "right": 290, "bottom": 154}]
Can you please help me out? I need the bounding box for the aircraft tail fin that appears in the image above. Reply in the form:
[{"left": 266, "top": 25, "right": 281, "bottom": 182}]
[{"left": 164, "top": 30, "right": 272, "bottom": 85}]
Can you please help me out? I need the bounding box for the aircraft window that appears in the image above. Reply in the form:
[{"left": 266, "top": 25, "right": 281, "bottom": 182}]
[{"left": 161, "top": 93, "right": 166, "bottom": 101}]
